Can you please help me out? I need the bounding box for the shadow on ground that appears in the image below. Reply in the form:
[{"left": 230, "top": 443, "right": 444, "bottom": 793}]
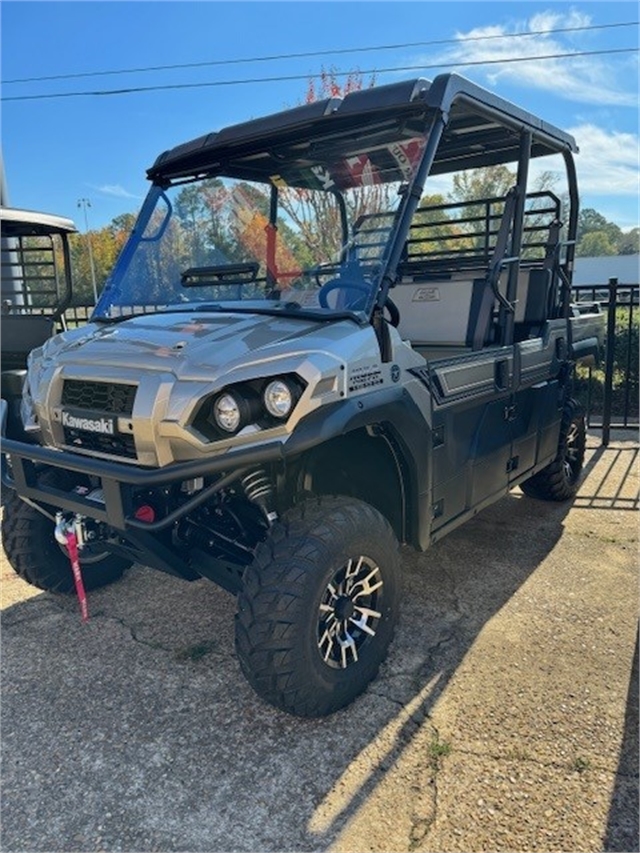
[
  {"left": 604, "top": 628, "right": 639, "bottom": 853},
  {"left": 0, "top": 491, "right": 567, "bottom": 851},
  {"left": 1, "top": 438, "right": 637, "bottom": 852}
]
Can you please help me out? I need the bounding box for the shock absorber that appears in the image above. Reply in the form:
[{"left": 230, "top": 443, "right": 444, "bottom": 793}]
[{"left": 241, "top": 469, "right": 278, "bottom": 524}]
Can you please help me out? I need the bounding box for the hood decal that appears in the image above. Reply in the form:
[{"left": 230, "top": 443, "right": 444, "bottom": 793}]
[{"left": 49, "top": 311, "right": 347, "bottom": 376}]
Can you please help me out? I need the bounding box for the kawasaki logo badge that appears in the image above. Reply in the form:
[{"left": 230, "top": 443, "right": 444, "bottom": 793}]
[{"left": 61, "top": 411, "right": 115, "bottom": 435}]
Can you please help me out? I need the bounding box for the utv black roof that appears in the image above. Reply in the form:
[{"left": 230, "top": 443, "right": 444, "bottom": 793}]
[{"left": 148, "top": 73, "right": 577, "bottom": 186}]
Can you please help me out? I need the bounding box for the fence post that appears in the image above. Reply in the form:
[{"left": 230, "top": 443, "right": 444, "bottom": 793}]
[{"left": 601, "top": 277, "right": 618, "bottom": 447}]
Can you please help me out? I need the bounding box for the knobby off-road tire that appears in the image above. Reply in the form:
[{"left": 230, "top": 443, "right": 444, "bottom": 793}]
[
  {"left": 2, "top": 478, "right": 131, "bottom": 594},
  {"left": 235, "top": 496, "right": 401, "bottom": 717},
  {"left": 520, "top": 398, "right": 586, "bottom": 501}
]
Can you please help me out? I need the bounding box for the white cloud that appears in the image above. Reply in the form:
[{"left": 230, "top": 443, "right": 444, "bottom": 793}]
[
  {"left": 527, "top": 9, "right": 591, "bottom": 36},
  {"left": 568, "top": 124, "right": 640, "bottom": 195},
  {"left": 93, "top": 184, "right": 142, "bottom": 200},
  {"left": 408, "top": 10, "right": 637, "bottom": 108},
  {"left": 424, "top": 123, "right": 639, "bottom": 229}
]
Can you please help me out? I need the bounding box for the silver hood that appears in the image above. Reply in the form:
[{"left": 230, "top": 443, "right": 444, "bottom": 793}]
[
  {"left": 27, "top": 310, "right": 383, "bottom": 466},
  {"left": 44, "top": 311, "right": 350, "bottom": 378}
]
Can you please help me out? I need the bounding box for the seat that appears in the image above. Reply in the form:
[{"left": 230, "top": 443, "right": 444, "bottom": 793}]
[{"left": 1, "top": 315, "right": 55, "bottom": 370}]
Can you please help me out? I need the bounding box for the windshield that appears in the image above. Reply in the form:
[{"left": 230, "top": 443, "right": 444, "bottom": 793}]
[{"left": 94, "top": 133, "right": 427, "bottom": 320}]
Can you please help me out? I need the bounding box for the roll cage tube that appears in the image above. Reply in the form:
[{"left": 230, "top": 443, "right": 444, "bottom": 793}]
[
  {"left": 561, "top": 149, "right": 579, "bottom": 318},
  {"left": 266, "top": 184, "right": 278, "bottom": 292},
  {"left": 500, "top": 130, "right": 532, "bottom": 348},
  {"left": 367, "top": 110, "right": 447, "bottom": 316},
  {"left": 334, "top": 190, "right": 349, "bottom": 261},
  {"left": 53, "top": 231, "right": 74, "bottom": 322}
]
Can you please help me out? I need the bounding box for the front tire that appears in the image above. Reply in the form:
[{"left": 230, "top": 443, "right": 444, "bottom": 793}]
[
  {"left": 520, "top": 398, "right": 586, "bottom": 501},
  {"left": 2, "top": 489, "right": 131, "bottom": 594},
  {"left": 235, "top": 496, "right": 401, "bottom": 717}
]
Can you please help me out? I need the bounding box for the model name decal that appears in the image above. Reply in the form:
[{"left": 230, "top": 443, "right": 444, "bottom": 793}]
[
  {"left": 348, "top": 364, "right": 384, "bottom": 393},
  {"left": 412, "top": 287, "right": 441, "bottom": 302},
  {"left": 61, "top": 411, "right": 115, "bottom": 435}
]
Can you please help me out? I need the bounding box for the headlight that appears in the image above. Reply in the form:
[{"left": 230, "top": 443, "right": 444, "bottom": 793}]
[
  {"left": 263, "top": 380, "right": 293, "bottom": 419},
  {"left": 213, "top": 393, "right": 242, "bottom": 433},
  {"left": 193, "top": 375, "right": 305, "bottom": 442}
]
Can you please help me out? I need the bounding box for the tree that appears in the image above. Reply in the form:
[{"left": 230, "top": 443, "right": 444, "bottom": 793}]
[
  {"left": 449, "top": 165, "right": 515, "bottom": 204},
  {"left": 107, "top": 213, "right": 136, "bottom": 238},
  {"left": 277, "top": 69, "right": 393, "bottom": 266},
  {"left": 575, "top": 231, "right": 617, "bottom": 257},
  {"left": 576, "top": 208, "right": 622, "bottom": 255},
  {"left": 304, "top": 67, "right": 375, "bottom": 103},
  {"left": 409, "top": 193, "right": 473, "bottom": 260},
  {"left": 617, "top": 228, "right": 639, "bottom": 256},
  {"left": 67, "top": 212, "right": 137, "bottom": 304},
  {"left": 577, "top": 208, "right": 620, "bottom": 239},
  {"left": 446, "top": 165, "right": 562, "bottom": 260}
]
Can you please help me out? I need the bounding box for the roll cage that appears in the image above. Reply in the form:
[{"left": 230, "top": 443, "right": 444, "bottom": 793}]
[{"left": 140, "top": 73, "right": 578, "bottom": 332}]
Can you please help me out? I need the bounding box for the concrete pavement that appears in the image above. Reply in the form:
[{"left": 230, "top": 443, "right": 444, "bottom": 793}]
[{"left": 1, "top": 433, "right": 638, "bottom": 852}]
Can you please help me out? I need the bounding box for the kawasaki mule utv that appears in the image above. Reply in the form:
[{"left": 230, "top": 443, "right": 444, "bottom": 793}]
[{"left": 1, "top": 74, "right": 603, "bottom": 716}]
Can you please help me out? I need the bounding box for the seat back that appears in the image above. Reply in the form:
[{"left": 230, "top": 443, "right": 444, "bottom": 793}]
[
  {"left": 394, "top": 274, "right": 477, "bottom": 345},
  {"left": 1, "top": 314, "right": 55, "bottom": 370}
]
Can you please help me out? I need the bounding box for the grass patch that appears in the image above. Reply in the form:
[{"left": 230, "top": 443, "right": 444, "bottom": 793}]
[
  {"left": 571, "top": 756, "right": 591, "bottom": 774},
  {"left": 428, "top": 735, "right": 452, "bottom": 767}
]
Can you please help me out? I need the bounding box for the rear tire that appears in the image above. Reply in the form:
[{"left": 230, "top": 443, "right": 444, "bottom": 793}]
[
  {"left": 2, "top": 481, "right": 131, "bottom": 594},
  {"left": 520, "top": 398, "right": 586, "bottom": 501},
  {"left": 235, "top": 496, "right": 401, "bottom": 717}
]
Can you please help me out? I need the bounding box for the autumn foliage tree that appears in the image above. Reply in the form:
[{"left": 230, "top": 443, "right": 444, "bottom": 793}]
[
  {"left": 276, "top": 68, "right": 395, "bottom": 264},
  {"left": 67, "top": 221, "right": 132, "bottom": 304}
]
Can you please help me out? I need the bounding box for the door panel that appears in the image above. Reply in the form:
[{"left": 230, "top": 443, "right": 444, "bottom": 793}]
[{"left": 427, "top": 347, "right": 513, "bottom": 531}]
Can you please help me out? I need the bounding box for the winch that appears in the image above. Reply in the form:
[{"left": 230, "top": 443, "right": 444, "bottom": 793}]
[{"left": 54, "top": 512, "right": 90, "bottom": 622}]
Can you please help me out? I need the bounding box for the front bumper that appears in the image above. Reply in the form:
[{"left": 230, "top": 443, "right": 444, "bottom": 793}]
[
  {"left": 1, "top": 397, "right": 285, "bottom": 532},
  {"left": 2, "top": 385, "right": 413, "bottom": 535}
]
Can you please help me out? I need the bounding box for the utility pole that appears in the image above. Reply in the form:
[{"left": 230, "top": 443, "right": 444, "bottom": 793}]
[{"left": 77, "top": 197, "right": 98, "bottom": 304}]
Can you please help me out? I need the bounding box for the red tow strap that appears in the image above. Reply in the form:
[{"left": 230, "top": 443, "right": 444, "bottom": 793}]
[{"left": 65, "top": 530, "right": 89, "bottom": 623}]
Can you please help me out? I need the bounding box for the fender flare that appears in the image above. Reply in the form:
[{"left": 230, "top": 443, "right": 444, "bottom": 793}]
[{"left": 284, "top": 388, "right": 431, "bottom": 548}]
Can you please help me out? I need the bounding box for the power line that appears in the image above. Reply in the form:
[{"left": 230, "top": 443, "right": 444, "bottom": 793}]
[
  {"left": 2, "top": 47, "right": 638, "bottom": 103},
  {"left": 4, "top": 20, "right": 638, "bottom": 85}
]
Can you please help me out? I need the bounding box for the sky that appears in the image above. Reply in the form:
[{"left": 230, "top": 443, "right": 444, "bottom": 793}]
[{"left": 1, "top": 1, "right": 638, "bottom": 233}]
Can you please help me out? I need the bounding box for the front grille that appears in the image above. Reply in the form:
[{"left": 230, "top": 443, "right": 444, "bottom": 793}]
[
  {"left": 63, "top": 428, "right": 137, "bottom": 459},
  {"left": 61, "top": 380, "right": 137, "bottom": 416}
]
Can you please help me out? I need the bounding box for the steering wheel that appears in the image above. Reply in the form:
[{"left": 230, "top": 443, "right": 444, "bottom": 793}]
[
  {"left": 318, "top": 279, "right": 370, "bottom": 310},
  {"left": 318, "top": 279, "right": 400, "bottom": 327},
  {"left": 310, "top": 263, "right": 340, "bottom": 287}
]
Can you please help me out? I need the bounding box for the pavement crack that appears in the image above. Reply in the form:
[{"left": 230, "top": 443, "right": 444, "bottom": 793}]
[
  {"left": 1, "top": 602, "right": 64, "bottom": 627},
  {"left": 91, "top": 613, "right": 237, "bottom": 663},
  {"left": 429, "top": 629, "right": 457, "bottom": 656},
  {"left": 366, "top": 689, "right": 408, "bottom": 709},
  {"left": 94, "top": 613, "right": 175, "bottom": 653},
  {"left": 408, "top": 814, "right": 435, "bottom": 852},
  {"left": 407, "top": 725, "right": 448, "bottom": 851},
  {"left": 445, "top": 568, "right": 463, "bottom": 617}
]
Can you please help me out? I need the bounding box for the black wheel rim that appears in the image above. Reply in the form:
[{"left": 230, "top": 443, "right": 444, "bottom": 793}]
[
  {"left": 563, "top": 420, "right": 582, "bottom": 483},
  {"left": 317, "top": 556, "right": 383, "bottom": 670}
]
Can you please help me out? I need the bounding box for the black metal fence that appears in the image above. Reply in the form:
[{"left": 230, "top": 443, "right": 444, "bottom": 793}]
[
  {"left": 62, "top": 305, "right": 95, "bottom": 328},
  {"left": 572, "top": 278, "right": 639, "bottom": 445}
]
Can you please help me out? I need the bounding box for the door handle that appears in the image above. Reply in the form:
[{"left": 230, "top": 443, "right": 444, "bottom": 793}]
[{"left": 494, "top": 358, "right": 509, "bottom": 391}]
